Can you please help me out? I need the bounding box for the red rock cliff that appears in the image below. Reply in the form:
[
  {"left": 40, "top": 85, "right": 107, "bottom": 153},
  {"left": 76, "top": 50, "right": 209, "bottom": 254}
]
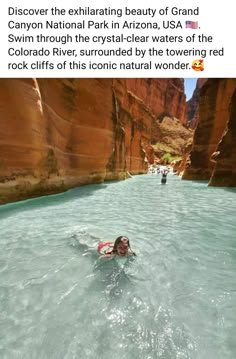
[
  {"left": 209, "top": 89, "right": 236, "bottom": 186},
  {"left": 183, "top": 78, "right": 236, "bottom": 183},
  {"left": 0, "top": 78, "right": 186, "bottom": 204},
  {"left": 126, "top": 78, "right": 186, "bottom": 123},
  {"left": 186, "top": 78, "right": 208, "bottom": 129}
]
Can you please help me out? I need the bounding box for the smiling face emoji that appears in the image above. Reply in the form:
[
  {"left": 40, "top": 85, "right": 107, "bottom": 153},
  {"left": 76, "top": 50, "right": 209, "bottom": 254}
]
[{"left": 192, "top": 59, "right": 204, "bottom": 71}]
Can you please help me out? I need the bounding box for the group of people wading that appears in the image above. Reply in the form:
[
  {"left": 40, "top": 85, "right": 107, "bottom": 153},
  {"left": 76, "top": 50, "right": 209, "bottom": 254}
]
[{"left": 149, "top": 165, "right": 170, "bottom": 184}]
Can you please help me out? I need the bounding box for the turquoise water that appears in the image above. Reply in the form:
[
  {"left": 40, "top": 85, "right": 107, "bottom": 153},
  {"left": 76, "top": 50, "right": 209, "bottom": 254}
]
[{"left": 0, "top": 173, "right": 236, "bottom": 359}]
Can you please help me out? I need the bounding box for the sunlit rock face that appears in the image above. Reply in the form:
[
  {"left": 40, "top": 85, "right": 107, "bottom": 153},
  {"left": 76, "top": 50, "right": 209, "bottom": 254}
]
[
  {"left": 183, "top": 79, "right": 236, "bottom": 183},
  {"left": 112, "top": 79, "right": 153, "bottom": 175},
  {"left": 186, "top": 78, "right": 208, "bottom": 129},
  {"left": 149, "top": 116, "right": 192, "bottom": 162},
  {"left": 126, "top": 78, "right": 186, "bottom": 123},
  {"left": 36, "top": 78, "right": 116, "bottom": 182},
  {"left": 0, "top": 78, "right": 187, "bottom": 204},
  {"left": 0, "top": 78, "right": 58, "bottom": 204},
  {"left": 124, "top": 78, "right": 189, "bottom": 165},
  {"left": 0, "top": 78, "right": 116, "bottom": 204},
  {"left": 0, "top": 79, "right": 115, "bottom": 203},
  {"left": 172, "top": 141, "right": 193, "bottom": 175}
]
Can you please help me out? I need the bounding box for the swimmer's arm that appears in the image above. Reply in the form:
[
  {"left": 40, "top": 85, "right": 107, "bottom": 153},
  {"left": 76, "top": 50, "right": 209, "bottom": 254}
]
[{"left": 99, "top": 254, "right": 114, "bottom": 259}]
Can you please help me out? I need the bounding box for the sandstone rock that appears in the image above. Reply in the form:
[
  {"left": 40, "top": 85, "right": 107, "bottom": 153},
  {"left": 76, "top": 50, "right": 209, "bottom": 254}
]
[
  {"left": 209, "top": 89, "right": 236, "bottom": 186},
  {"left": 150, "top": 116, "right": 192, "bottom": 161},
  {"left": 0, "top": 78, "right": 187, "bottom": 204},
  {"left": 126, "top": 78, "right": 186, "bottom": 123},
  {"left": 186, "top": 78, "right": 208, "bottom": 129},
  {"left": 172, "top": 140, "right": 193, "bottom": 174},
  {"left": 183, "top": 79, "right": 236, "bottom": 182}
]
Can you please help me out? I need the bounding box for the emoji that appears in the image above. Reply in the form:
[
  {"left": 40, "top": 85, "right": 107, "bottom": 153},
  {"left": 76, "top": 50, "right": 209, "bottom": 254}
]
[{"left": 192, "top": 59, "right": 204, "bottom": 71}]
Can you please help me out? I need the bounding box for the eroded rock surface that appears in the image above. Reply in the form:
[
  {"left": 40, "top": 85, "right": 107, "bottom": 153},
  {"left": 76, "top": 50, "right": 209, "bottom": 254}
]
[
  {"left": 209, "top": 89, "right": 236, "bottom": 186},
  {"left": 186, "top": 78, "right": 207, "bottom": 129},
  {"left": 183, "top": 79, "right": 236, "bottom": 184},
  {"left": 0, "top": 78, "right": 187, "bottom": 204}
]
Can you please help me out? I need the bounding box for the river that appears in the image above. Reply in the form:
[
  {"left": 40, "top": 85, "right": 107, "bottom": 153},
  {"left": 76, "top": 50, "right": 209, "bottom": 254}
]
[{"left": 0, "top": 172, "right": 236, "bottom": 358}]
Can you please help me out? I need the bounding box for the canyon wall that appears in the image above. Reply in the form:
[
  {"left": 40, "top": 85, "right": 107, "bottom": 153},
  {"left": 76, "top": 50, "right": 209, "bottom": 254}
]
[
  {"left": 183, "top": 78, "right": 236, "bottom": 184},
  {"left": 0, "top": 78, "right": 186, "bottom": 204},
  {"left": 186, "top": 78, "right": 208, "bottom": 129},
  {"left": 209, "top": 89, "right": 236, "bottom": 186},
  {"left": 126, "top": 78, "right": 186, "bottom": 123},
  {"left": 0, "top": 79, "right": 121, "bottom": 204}
]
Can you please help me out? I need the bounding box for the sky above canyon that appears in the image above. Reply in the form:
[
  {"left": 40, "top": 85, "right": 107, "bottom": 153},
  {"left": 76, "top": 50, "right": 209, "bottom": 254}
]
[{"left": 184, "top": 78, "right": 198, "bottom": 100}]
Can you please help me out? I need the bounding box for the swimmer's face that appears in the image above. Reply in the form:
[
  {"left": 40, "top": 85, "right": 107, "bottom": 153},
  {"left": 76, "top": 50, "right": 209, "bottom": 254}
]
[{"left": 116, "top": 241, "right": 129, "bottom": 256}]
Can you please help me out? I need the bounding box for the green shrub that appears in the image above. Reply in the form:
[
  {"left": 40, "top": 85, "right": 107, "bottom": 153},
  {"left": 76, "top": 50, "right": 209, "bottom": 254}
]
[
  {"left": 161, "top": 153, "right": 172, "bottom": 163},
  {"left": 161, "top": 153, "right": 182, "bottom": 164}
]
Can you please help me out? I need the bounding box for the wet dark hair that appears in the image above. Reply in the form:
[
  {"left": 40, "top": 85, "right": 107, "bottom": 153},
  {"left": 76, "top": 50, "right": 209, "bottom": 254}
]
[{"left": 112, "top": 236, "right": 136, "bottom": 256}]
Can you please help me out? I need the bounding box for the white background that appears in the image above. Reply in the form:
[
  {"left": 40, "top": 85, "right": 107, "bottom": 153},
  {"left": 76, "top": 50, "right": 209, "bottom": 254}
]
[{"left": 0, "top": 0, "right": 234, "bottom": 77}]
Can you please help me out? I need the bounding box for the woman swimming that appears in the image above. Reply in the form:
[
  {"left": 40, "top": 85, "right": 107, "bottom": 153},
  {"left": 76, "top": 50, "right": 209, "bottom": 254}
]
[{"left": 97, "top": 236, "right": 136, "bottom": 259}]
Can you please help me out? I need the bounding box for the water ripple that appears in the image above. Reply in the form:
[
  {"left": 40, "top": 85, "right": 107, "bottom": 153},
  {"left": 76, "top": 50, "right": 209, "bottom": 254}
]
[{"left": 0, "top": 174, "right": 236, "bottom": 358}]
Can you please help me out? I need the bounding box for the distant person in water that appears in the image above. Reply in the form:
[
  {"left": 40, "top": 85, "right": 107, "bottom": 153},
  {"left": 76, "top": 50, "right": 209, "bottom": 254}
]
[
  {"left": 97, "top": 236, "right": 136, "bottom": 259},
  {"left": 161, "top": 168, "right": 169, "bottom": 184}
]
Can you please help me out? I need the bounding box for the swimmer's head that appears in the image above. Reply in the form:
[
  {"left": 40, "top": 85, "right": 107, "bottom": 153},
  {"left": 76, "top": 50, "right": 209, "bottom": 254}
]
[
  {"left": 113, "top": 236, "right": 130, "bottom": 256},
  {"left": 113, "top": 236, "right": 136, "bottom": 256}
]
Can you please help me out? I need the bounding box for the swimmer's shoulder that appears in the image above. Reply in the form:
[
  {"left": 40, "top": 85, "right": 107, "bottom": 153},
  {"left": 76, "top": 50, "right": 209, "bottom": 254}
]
[{"left": 99, "top": 253, "right": 114, "bottom": 259}]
